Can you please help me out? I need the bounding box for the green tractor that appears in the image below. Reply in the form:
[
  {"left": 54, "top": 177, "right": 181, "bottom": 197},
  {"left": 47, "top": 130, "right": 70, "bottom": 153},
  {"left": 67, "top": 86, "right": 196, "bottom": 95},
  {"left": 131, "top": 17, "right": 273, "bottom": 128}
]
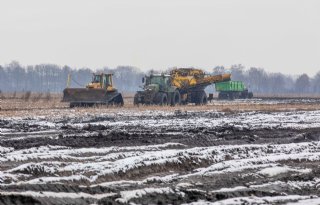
[{"left": 133, "top": 74, "right": 181, "bottom": 106}]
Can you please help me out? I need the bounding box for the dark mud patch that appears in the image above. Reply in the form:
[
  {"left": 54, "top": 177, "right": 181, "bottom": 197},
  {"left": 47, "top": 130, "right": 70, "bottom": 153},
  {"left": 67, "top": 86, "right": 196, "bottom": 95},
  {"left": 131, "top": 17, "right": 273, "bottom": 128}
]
[{"left": 2, "top": 126, "right": 320, "bottom": 150}]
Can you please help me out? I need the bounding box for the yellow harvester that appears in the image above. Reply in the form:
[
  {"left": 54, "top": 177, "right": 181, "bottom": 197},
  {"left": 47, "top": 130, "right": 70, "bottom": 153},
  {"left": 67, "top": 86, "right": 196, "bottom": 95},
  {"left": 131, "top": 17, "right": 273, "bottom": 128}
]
[{"left": 134, "top": 68, "right": 231, "bottom": 106}]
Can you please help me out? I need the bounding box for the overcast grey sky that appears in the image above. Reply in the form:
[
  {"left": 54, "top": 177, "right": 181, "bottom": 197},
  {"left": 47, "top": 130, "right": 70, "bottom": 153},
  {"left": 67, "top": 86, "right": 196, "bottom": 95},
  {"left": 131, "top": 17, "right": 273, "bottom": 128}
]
[{"left": 0, "top": 0, "right": 319, "bottom": 75}]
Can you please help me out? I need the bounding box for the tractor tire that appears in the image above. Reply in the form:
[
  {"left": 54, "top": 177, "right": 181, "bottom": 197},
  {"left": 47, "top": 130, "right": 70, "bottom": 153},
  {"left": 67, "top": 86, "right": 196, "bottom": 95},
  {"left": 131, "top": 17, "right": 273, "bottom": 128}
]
[
  {"left": 154, "top": 93, "right": 168, "bottom": 106},
  {"left": 248, "top": 92, "right": 253, "bottom": 99},
  {"left": 113, "top": 94, "right": 124, "bottom": 106},
  {"left": 195, "top": 91, "right": 208, "bottom": 105},
  {"left": 133, "top": 93, "right": 140, "bottom": 106},
  {"left": 171, "top": 91, "right": 181, "bottom": 106}
]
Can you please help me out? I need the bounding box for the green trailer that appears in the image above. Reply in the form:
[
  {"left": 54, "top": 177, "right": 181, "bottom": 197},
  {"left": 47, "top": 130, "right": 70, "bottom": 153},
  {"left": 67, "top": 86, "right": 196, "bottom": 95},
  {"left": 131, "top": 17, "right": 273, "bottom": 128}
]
[{"left": 215, "top": 81, "right": 253, "bottom": 100}]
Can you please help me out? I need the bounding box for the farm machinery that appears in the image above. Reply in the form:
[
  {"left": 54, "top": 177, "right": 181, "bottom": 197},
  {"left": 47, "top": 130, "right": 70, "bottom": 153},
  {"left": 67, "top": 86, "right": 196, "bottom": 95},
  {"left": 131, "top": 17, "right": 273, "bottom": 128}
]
[
  {"left": 134, "top": 68, "right": 231, "bottom": 106},
  {"left": 215, "top": 81, "right": 253, "bottom": 100},
  {"left": 62, "top": 73, "right": 124, "bottom": 107}
]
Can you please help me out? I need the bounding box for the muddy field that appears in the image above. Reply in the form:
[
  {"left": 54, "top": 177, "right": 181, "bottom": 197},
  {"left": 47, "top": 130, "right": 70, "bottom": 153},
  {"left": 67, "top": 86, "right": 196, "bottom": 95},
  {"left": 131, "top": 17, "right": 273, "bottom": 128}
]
[{"left": 1, "top": 98, "right": 320, "bottom": 204}]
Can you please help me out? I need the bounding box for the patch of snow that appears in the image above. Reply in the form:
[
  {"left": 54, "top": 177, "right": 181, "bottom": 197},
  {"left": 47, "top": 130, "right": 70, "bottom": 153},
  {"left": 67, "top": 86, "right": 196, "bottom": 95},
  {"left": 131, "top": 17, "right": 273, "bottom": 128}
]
[
  {"left": 0, "top": 146, "right": 14, "bottom": 154},
  {"left": 258, "top": 166, "right": 311, "bottom": 177},
  {"left": 91, "top": 180, "right": 142, "bottom": 188},
  {"left": 286, "top": 197, "right": 320, "bottom": 205},
  {"left": 183, "top": 195, "right": 316, "bottom": 205},
  {"left": 176, "top": 183, "right": 193, "bottom": 188},
  {"left": 116, "top": 187, "right": 179, "bottom": 203},
  {"left": 26, "top": 175, "right": 91, "bottom": 184},
  {"left": 143, "top": 174, "right": 180, "bottom": 183},
  {"left": 212, "top": 186, "right": 247, "bottom": 193},
  {"left": 0, "top": 191, "right": 116, "bottom": 200}
]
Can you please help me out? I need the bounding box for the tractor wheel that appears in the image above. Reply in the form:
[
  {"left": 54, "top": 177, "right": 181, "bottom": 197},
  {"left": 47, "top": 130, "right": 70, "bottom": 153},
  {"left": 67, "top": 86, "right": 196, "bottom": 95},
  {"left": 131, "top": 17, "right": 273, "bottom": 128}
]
[
  {"left": 171, "top": 91, "right": 181, "bottom": 106},
  {"left": 155, "top": 93, "right": 168, "bottom": 105},
  {"left": 160, "top": 93, "right": 168, "bottom": 105},
  {"left": 133, "top": 93, "right": 140, "bottom": 106},
  {"left": 248, "top": 92, "right": 253, "bottom": 99}
]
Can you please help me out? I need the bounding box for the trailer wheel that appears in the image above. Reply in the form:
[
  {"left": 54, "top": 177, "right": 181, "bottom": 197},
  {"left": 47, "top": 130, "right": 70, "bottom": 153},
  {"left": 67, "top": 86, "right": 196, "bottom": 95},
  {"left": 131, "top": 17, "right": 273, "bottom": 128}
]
[
  {"left": 195, "top": 91, "right": 208, "bottom": 105},
  {"left": 171, "top": 91, "right": 181, "bottom": 106},
  {"left": 218, "top": 92, "right": 223, "bottom": 100},
  {"left": 200, "top": 92, "right": 208, "bottom": 105},
  {"left": 228, "top": 92, "right": 235, "bottom": 100}
]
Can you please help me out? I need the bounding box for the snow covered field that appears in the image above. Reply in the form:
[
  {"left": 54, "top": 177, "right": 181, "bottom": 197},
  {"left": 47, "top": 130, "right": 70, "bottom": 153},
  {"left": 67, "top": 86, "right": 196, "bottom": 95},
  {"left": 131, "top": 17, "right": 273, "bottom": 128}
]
[{"left": 1, "top": 108, "right": 320, "bottom": 204}]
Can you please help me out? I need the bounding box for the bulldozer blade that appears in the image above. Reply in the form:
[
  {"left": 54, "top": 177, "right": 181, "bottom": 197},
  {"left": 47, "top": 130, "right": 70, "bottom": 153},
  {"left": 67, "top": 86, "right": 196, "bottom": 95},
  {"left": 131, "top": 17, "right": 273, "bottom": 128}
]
[{"left": 62, "top": 88, "right": 121, "bottom": 105}]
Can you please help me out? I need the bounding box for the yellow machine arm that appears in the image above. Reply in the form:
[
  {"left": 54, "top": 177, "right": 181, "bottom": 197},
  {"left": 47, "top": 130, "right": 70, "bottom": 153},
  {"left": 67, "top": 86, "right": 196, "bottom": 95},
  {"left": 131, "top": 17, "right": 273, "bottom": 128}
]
[
  {"left": 196, "top": 73, "right": 231, "bottom": 85},
  {"left": 170, "top": 68, "right": 231, "bottom": 90}
]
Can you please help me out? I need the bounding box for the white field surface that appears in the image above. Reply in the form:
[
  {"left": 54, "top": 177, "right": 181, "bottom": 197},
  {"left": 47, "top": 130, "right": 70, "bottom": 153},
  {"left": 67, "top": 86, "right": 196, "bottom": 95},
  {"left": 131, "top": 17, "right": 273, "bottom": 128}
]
[
  {"left": 0, "top": 141, "right": 319, "bottom": 204},
  {"left": 1, "top": 109, "right": 320, "bottom": 204},
  {"left": 1, "top": 110, "right": 320, "bottom": 137},
  {"left": 183, "top": 196, "right": 320, "bottom": 205}
]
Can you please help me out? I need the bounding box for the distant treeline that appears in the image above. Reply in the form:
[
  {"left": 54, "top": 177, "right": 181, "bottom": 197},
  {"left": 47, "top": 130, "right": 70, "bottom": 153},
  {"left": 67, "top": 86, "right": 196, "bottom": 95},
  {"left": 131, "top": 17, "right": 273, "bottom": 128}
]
[
  {"left": 0, "top": 61, "right": 144, "bottom": 93},
  {"left": 212, "top": 64, "right": 320, "bottom": 94},
  {"left": 0, "top": 61, "right": 319, "bottom": 94}
]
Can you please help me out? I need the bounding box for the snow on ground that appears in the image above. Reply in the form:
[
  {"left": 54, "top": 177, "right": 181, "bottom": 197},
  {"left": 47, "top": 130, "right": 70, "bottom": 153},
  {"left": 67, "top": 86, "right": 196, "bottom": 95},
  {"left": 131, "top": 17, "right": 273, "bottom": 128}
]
[
  {"left": 0, "top": 141, "right": 319, "bottom": 186},
  {"left": 0, "top": 190, "right": 116, "bottom": 200},
  {"left": 286, "top": 197, "right": 320, "bottom": 205},
  {"left": 2, "top": 110, "right": 320, "bottom": 138},
  {"left": 258, "top": 166, "right": 311, "bottom": 177},
  {"left": 1, "top": 109, "right": 320, "bottom": 204},
  {"left": 66, "top": 110, "right": 320, "bottom": 130},
  {"left": 183, "top": 195, "right": 318, "bottom": 205},
  {"left": 0, "top": 146, "right": 13, "bottom": 153},
  {"left": 1, "top": 139, "right": 318, "bottom": 204},
  {"left": 116, "top": 187, "right": 180, "bottom": 203}
]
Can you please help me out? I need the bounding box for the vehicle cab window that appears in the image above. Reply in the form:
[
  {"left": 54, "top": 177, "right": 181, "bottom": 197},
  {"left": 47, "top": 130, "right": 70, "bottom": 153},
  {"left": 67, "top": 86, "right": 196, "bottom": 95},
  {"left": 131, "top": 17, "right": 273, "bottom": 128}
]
[{"left": 93, "top": 75, "right": 101, "bottom": 83}]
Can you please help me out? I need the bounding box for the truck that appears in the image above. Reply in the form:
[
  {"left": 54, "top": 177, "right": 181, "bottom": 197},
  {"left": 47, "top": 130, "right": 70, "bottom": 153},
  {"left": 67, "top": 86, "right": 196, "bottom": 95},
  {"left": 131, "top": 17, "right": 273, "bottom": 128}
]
[
  {"left": 215, "top": 81, "right": 253, "bottom": 100},
  {"left": 134, "top": 68, "right": 231, "bottom": 106}
]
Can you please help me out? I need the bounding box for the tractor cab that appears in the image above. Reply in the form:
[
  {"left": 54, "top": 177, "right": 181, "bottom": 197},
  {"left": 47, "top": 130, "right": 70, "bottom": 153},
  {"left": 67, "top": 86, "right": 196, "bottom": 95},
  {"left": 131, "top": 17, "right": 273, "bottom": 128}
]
[
  {"left": 86, "top": 73, "right": 115, "bottom": 91},
  {"left": 144, "top": 74, "right": 171, "bottom": 92}
]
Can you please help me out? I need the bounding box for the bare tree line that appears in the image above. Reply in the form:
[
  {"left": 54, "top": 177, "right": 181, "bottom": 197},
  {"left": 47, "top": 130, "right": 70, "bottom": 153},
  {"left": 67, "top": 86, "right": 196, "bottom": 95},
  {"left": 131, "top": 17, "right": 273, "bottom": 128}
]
[
  {"left": 0, "top": 61, "right": 144, "bottom": 93},
  {"left": 0, "top": 61, "right": 319, "bottom": 94}
]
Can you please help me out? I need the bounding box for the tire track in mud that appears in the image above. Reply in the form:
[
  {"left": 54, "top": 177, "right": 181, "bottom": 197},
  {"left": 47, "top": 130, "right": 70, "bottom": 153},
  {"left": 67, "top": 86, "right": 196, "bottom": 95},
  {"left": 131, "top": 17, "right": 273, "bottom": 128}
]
[
  {"left": 1, "top": 110, "right": 320, "bottom": 147},
  {"left": 1, "top": 110, "right": 320, "bottom": 204},
  {"left": 1, "top": 126, "right": 320, "bottom": 149}
]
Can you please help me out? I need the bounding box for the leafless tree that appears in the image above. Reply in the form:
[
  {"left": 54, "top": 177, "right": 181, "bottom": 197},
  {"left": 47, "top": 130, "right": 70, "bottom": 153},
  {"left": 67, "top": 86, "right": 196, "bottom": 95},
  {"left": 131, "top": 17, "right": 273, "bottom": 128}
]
[{"left": 295, "top": 74, "right": 310, "bottom": 93}]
